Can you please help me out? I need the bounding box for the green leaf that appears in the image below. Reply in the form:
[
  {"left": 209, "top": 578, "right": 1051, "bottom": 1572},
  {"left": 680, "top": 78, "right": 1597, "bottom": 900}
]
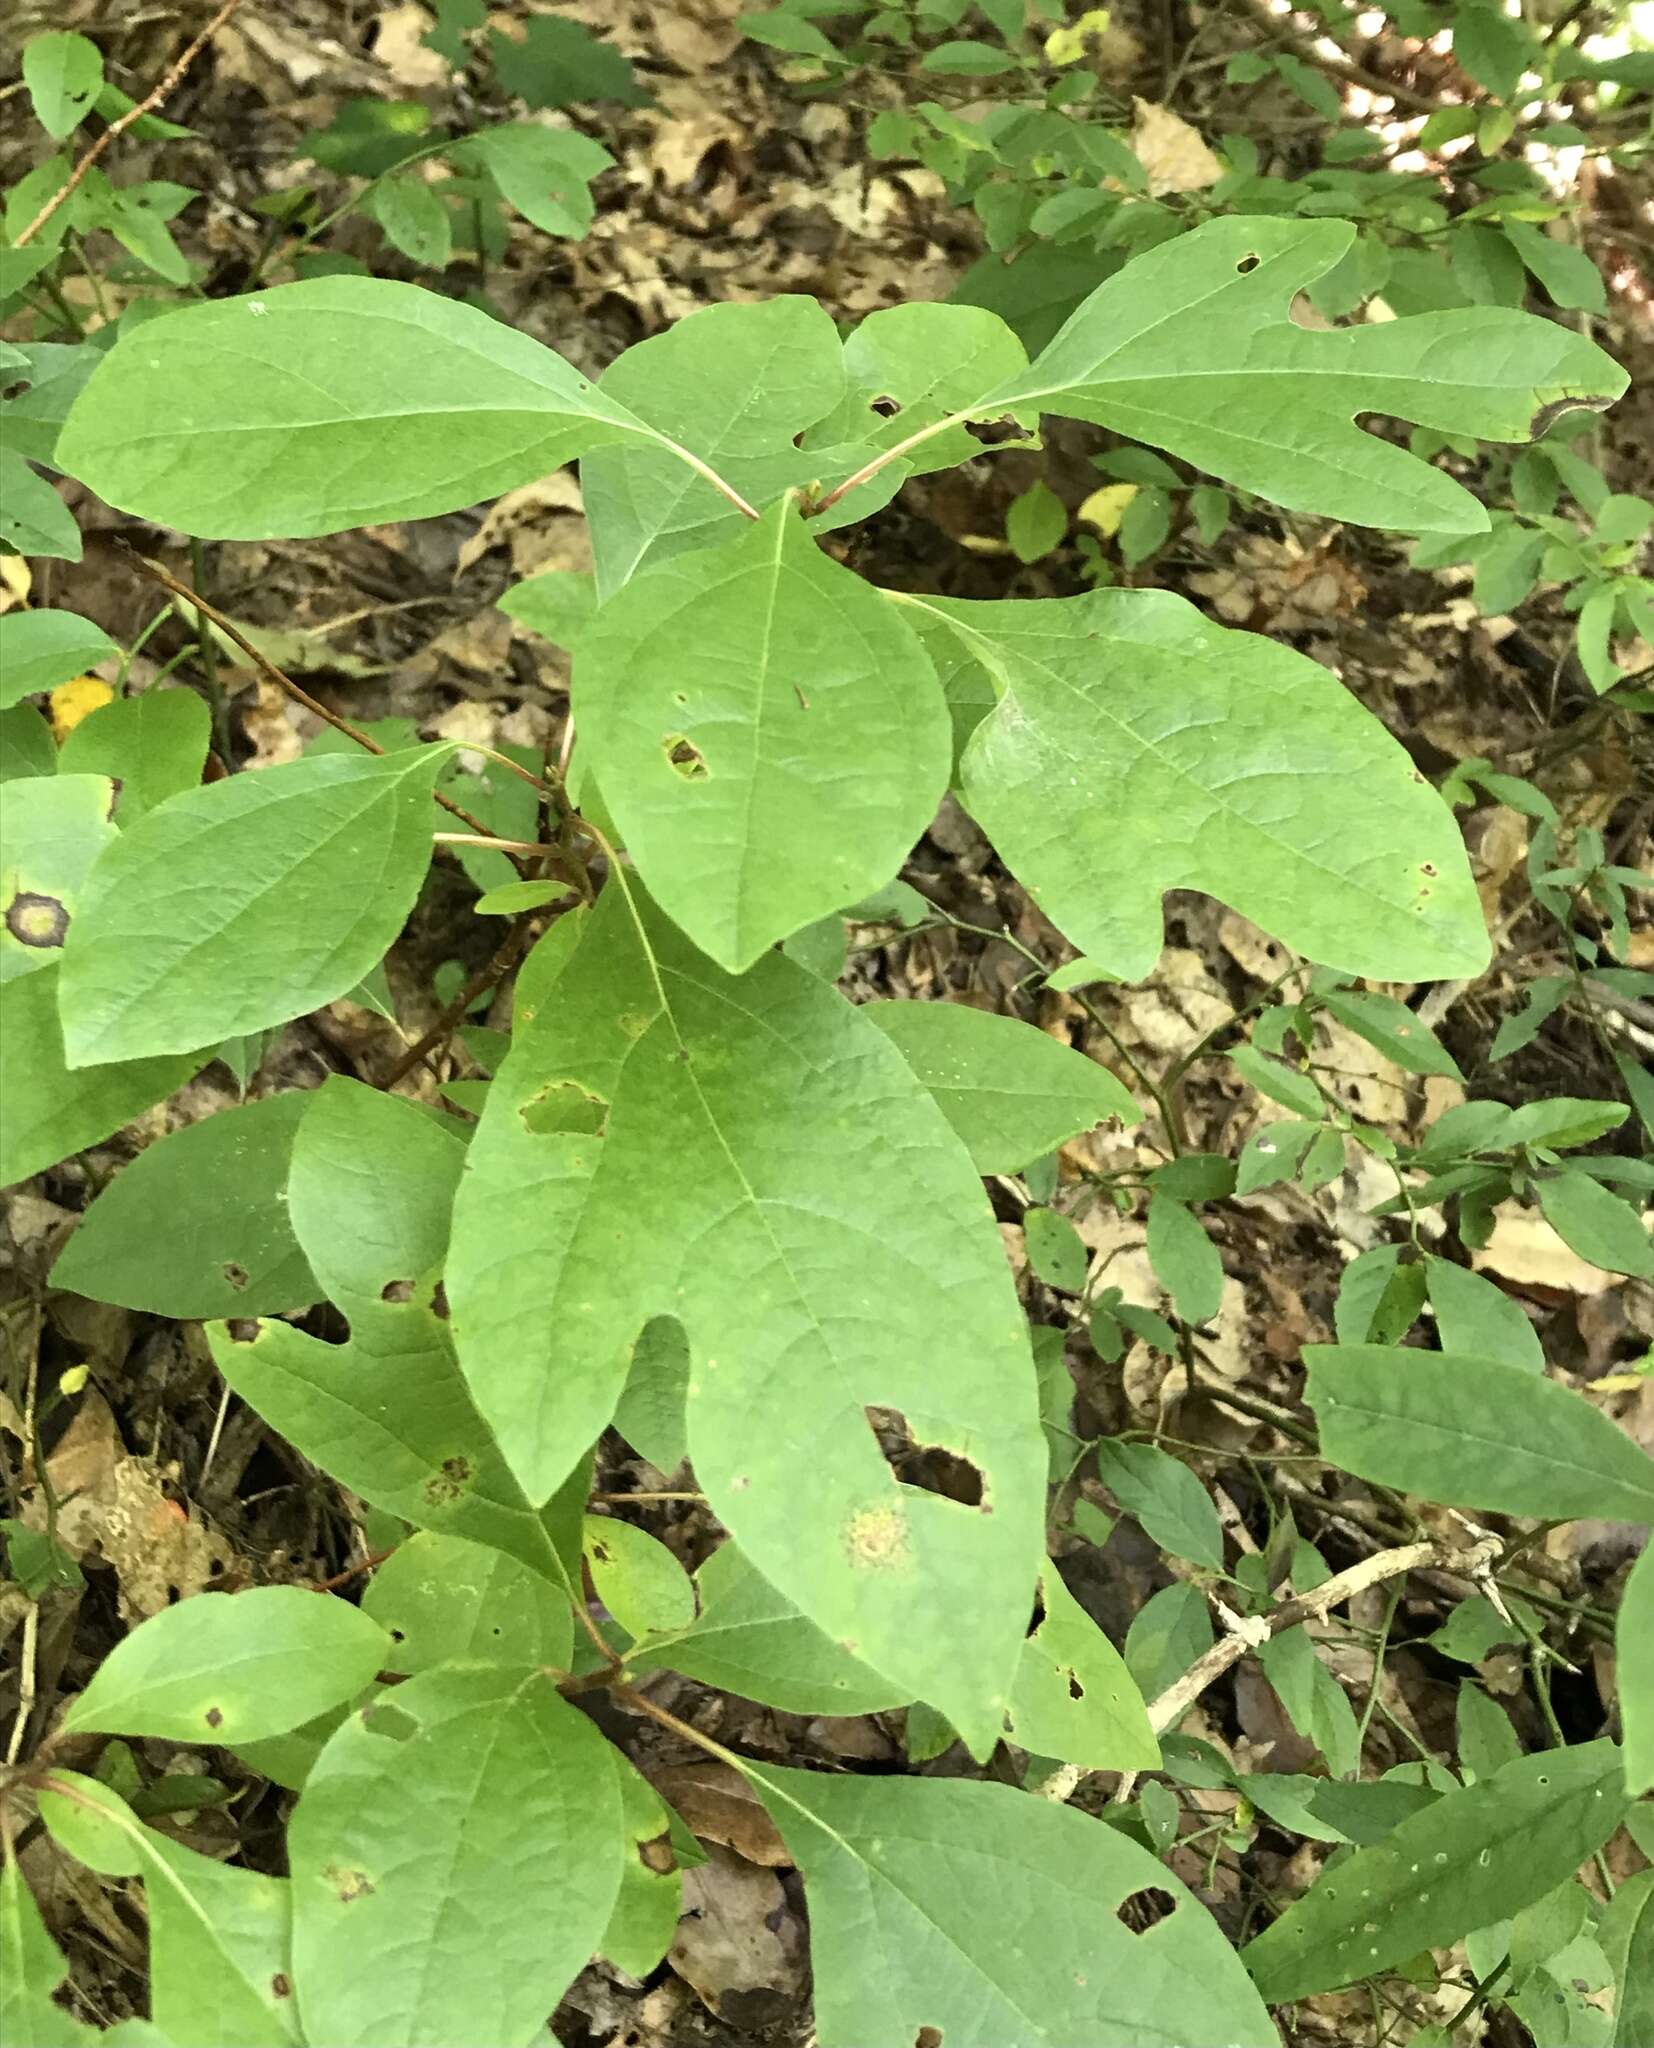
[
  {"left": 1005, "top": 1567, "right": 1159, "bottom": 1769},
  {"left": 0, "top": 965, "right": 203, "bottom": 1184},
  {"left": 459, "top": 122, "right": 611, "bottom": 239},
  {"left": 1146, "top": 1194, "right": 1223, "bottom": 1325},
  {"left": 209, "top": 1080, "right": 569, "bottom": 1582},
  {"left": 1237, "top": 1118, "right": 1319, "bottom": 1193},
  {"left": 920, "top": 37, "right": 1015, "bottom": 73},
  {"left": 59, "top": 747, "right": 447, "bottom": 1064},
  {"left": 1424, "top": 1256, "right": 1543, "bottom": 1372},
  {"left": 575, "top": 498, "right": 948, "bottom": 970},
  {"left": 486, "top": 16, "right": 649, "bottom": 105},
  {"left": 1, "top": 1855, "right": 100, "bottom": 2047},
  {"left": 750, "top": 1766, "right": 1277, "bottom": 2047},
  {"left": 913, "top": 587, "right": 1489, "bottom": 982},
  {"left": 1024, "top": 1205, "right": 1089, "bottom": 1291},
  {"left": 1256, "top": 1630, "right": 1360, "bottom": 1775},
  {"left": 369, "top": 173, "right": 451, "bottom": 269},
  {"left": 1454, "top": 0, "right": 1537, "bottom": 99},
  {"left": 1620, "top": 1545, "right": 1654, "bottom": 1798},
  {"left": 56, "top": 688, "right": 208, "bottom": 823},
  {"left": 449, "top": 888, "right": 1046, "bottom": 1753},
  {"left": 613, "top": 1317, "right": 690, "bottom": 1474},
  {"left": 635, "top": 1539, "right": 908, "bottom": 1713},
  {"left": 584, "top": 1514, "right": 696, "bottom": 1638},
  {"left": 362, "top": 1530, "right": 573, "bottom": 1674},
  {"left": 1457, "top": 1683, "right": 1522, "bottom": 1782},
  {"left": 1537, "top": 1170, "right": 1654, "bottom": 1279},
  {"left": 23, "top": 32, "right": 103, "bottom": 139},
  {"left": 0, "top": 773, "right": 115, "bottom": 984},
  {"left": 1241, "top": 1740, "right": 1627, "bottom": 2001},
  {"left": 290, "top": 1666, "right": 622, "bottom": 2047},
  {"left": 1503, "top": 220, "right": 1607, "bottom": 315},
  {"left": 1, "top": 448, "right": 82, "bottom": 560},
  {"left": 38, "top": 1771, "right": 297, "bottom": 2048},
  {"left": 979, "top": 216, "right": 1626, "bottom": 532},
  {"left": 0, "top": 343, "right": 102, "bottom": 468},
  {"left": 498, "top": 567, "right": 596, "bottom": 648},
  {"left": 1305, "top": 1346, "right": 1654, "bottom": 1521},
  {"left": 1319, "top": 989, "right": 1463, "bottom": 1079},
  {"left": 1093, "top": 1439, "right": 1223, "bottom": 1569},
  {"left": 57, "top": 279, "right": 657, "bottom": 540},
  {"left": 1006, "top": 479, "right": 1067, "bottom": 562},
  {"left": 51, "top": 1094, "right": 318, "bottom": 1317},
  {"left": 62, "top": 1586, "right": 389, "bottom": 1743},
  {"left": 581, "top": 297, "right": 848, "bottom": 595},
  {"left": 1230, "top": 1042, "right": 1325, "bottom": 1119},
  {"left": 0, "top": 609, "right": 117, "bottom": 706},
  {"left": 602, "top": 1762, "right": 681, "bottom": 1979},
  {"left": 1602, "top": 1868, "right": 1654, "bottom": 2047},
  {"left": 865, "top": 999, "right": 1137, "bottom": 1172}
]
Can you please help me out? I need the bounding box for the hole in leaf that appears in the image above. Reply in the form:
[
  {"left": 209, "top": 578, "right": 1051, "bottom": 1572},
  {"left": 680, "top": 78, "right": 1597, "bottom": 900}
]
[
  {"left": 662, "top": 733, "right": 709, "bottom": 781},
  {"left": 222, "top": 1261, "right": 249, "bottom": 1291},
  {"left": 520, "top": 1078, "right": 609, "bottom": 1137},
  {"left": 1025, "top": 1588, "right": 1047, "bottom": 1639},
  {"left": 226, "top": 1319, "right": 261, "bottom": 1344},
  {"left": 1066, "top": 1670, "right": 1085, "bottom": 1701},
  {"left": 5, "top": 892, "right": 68, "bottom": 950},
  {"left": 915, "top": 2029, "right": 944, "bottom": 2048},
  {"left": 963, "top": 414, "right": 1026, "bottom": 447},
  {"left": 1236, "top": 253, "right": 1259, "bottom": 273},
  {"left": 864, "top": 1405, "right": 986, "bottom": 1507},
  {"left": 380, "top": 1280, "right": 414, "bottom": 1304},
  {"left": 428, "top": 1280, "right": 450, "bottom": 1320},
  {"left": 0, "top": 378, "right": 32, "bottom": 403},
  {"left": 869, "top": 393, "right": 901, "bottom": 419},
  {"left": 1116, "top": 1886, "right": 1177, "bottom": 1932}
]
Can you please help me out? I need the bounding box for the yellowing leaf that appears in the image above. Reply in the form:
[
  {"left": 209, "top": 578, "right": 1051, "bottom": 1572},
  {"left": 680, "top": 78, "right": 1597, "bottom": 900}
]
[
  {"left": 49, "top": 673, "right": 114, "bottom": 739},
  {"left": 1045, "top": 9, "right": 1112, "bottom": 66},
  {"left": 1078, "top": 482, "right": 1138, "bottom": 538},
  {"left": 1130, "top": 99, "right": 1223, "bottom": 197}
]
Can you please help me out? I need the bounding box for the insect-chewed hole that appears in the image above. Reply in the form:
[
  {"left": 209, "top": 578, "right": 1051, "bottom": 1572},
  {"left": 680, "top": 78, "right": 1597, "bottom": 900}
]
[
  {"left": 1117, "top": 1886, "right": 1177, "bottom": 1932},
  {"left": 869, "top": 393, "right": 901, "bottom": 419},
  {"left": 1236, "top": 253, "right": 1259, "bottom": 273},
  {"left": 222, "top": 1261, "right": 249, "bottom": 1291},
  {"left": 1066, "top": 1670, "right": 1085, "bottom": 1700},
  {"left": 915, "top": 2029, "right": 944, "bottom": 2048},
  {"left": 864, "top": 1404, "right": 986, "bottom": 1508},
  {"left": 380, "top": 1279, "right": 414, "bottom": 1304},
  {"left": 0, "top": 377, "right": 31, "bottom": 403},
  {"left": 662, "top": 733, "right": 709, "bottom": 781}
]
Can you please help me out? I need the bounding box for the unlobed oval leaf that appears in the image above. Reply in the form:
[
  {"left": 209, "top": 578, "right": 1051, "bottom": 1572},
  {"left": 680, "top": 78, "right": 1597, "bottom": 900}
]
[
  {"left": 59, "top": 747, "right": 449, "bottom": 1065},
  {"left": 912, "top": 586, "right": 1489, "bottom": 982},
  {"left": 1305, "top": 1345, "right": 1654, "bottom": 1522},
  {"left": 289, "top": 1665, "right": 622, "bottom": 2048},
  {"left": 1241, "top": 1739, "right": 1628, "bottom": 2001},
  {"left": 52, "top": 1093, "right": 318, "bottom": 1318},
  {"left": 583, "top": 1514, "right": 696, "bottom": 1639},
  {"left": 575, "top": 499, "right": 949, "bottom": 971},
  {"left": 57, "top": 278, "right": 658, "bottom": 540},
  {"left": 58, "top": 688, "right": 210, "bottom": 824},
  {"left": 61, "top": 1586, "right": 390, "bottom": 1744},
  {"left": 1005, "top": 1568, "right": 1159, "bottom": 1771},
  {"left": 0, "top": 607, "right": 118, "bottom": 706},
  {"left": 749, "top": 1765, "right": 1277, "bottom": 2048},
  {"left": 865, "top": 998, "right": 1137, "bottom": 1172}
]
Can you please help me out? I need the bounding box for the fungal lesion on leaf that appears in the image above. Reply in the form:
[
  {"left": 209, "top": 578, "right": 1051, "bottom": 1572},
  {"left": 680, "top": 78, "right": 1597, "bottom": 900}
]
[
  {"left": 5, "top": 890, "right": 69, "bottom": 950},
  {"left": 423, "top": 1453, "right": 472, "bottom": 1506},
  {"left": 844, "top": 1500, "right": 911, "bottom": 1570}
]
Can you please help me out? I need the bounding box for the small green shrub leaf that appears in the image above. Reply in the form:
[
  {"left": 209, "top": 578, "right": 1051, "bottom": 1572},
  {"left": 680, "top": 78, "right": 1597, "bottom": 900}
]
[
  {"left": 576, "top": 499, "right": 948, "bottom": 970},
  {"left": 52, "top": 1093, "right": 317, "bottom": 1317},
  {"left": 749, "top": 1767, "right": 1278, "bottom": 2047},
  {"left": 1536, "top": 1169, "right": 1654, "bottom": 1279},
  {"left": 866, "top": 999, "right": 1138, "bottom": 1171},
  {"left": 1, "top": 1855, "right": 101, "bottom": 2046},
  {"left": 1005, "top": 1568, "right": 1159, "bottom": 1770},
  {"left": 0, "top": 448, "right": 82, "bottom": 559},
  {"left": 980, "top": 216, "right": 1627, "bottom": 532},
  {"left": 915, "top": 587, "right": 1489, "bottom": 981},
  {"left": 23, "top": 32, "right": 103, "bottom": 139},
  {"left": 57, "top": 279, "right": 657, "bottom": 540},
  {"left": 1093, "top": 1439, "right": 1224, "bottom": 1569},
  {"left": 449, "top": 888, "right": 1045, "bottom": 1754},
  {"left": 58, "top": 688, "right": 210, "bottom": 822},
  {"left": 362, "top": 1531, "right": 573, "bottom": 1675},
  {"left": 1602, "top": 1868, "right": 1654, "bottom": 2047},
  {"left": 59, "top": 748, "right": 448, "bottom": 1064},
  {"left": 634, "top": 1540, "right": 908, "bottom": 1713},
  {"left": 583, "top": 1514, "right": 696, "bottom": 1639},
  {"left": 1620, "top": 1545, "right": 1654, "bottom": 1798},
  {"left": 459, "top": 122, "right": 611, "bottom": 239},
  {"left": 601, "top": 1761, "right": 681, "bottom": 1979},
  {"left": 1318, "top": 989, "right": 1463, "bottom": 1079},
  {"left": 0, "top": 608, "right": 117, "bottom": 706},
  {"left": 0, "top": 965, "right": 204, "bottom": 1184},
  {"left": 1423, "top": 1256, "right": 1543, "bottom": 1372},
  {"left": 1146, "top": 1194, "right": 1224, "bottom": 1325},
  {"left": 1305, "top": 1346, "right": 1654, "bottom": 1521},
  {"left": 0, "top": 773, "right": 116, "bottom": 984},
  {"left": 1023, "top": 1206, "right": 1089, "bottom": 1291},
  {"left": 1241, "top": 1740, "right": 1628, "bottom": 2001},
  {"left": 61, "top": 1586, "right": 390, "bottom": 1743},
  {"left": 289, "top": 1666, "right": 622, "bottom": 2048}
]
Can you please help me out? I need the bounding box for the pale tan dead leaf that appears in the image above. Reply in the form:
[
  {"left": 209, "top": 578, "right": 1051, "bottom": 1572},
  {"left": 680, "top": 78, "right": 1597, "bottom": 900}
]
[
  {"left": 1077, "top": 483, "right": 1138, "bottom": 539},
  {"left": 372, "top": 3, "right": 449, "bottom": 88},
  {"left": 1131, "top": 99, "right": 1223, "bottom": 197},
  {"left": 456, "top": 473, "right": 588, "bottom": 578},
  {"left": 648, "top": 1760, "right": 791, "bottom": 1867},
  {"left": 669, "top": 1844, "right": 806, "bottom": 2023},
  {"left": 240, "top": 679, "right": 306, "bottom": 769},
  {"left": 651, "top": 0, "right": 746, "bottom": 72},
  {"left": 0, "top": 558, "right": 31, "bottom": 608}
]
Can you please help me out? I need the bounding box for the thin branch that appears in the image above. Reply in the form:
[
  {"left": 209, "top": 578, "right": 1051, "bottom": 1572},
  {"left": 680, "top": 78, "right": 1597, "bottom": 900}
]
[
  {"left": 813, "top": 411, "right": 973, "bottom": 518},
  {"left": 14, "top": 0, "right": 245, "bottom": 250},
  {"left": 381, "top": 914, "right": 541, "bottom": 1088}
]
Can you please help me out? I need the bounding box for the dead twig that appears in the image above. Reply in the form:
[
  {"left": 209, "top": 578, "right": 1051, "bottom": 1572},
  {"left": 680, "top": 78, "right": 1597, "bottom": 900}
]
[{"left": 14, "top": 0, "right": 246, "bottom": 251}]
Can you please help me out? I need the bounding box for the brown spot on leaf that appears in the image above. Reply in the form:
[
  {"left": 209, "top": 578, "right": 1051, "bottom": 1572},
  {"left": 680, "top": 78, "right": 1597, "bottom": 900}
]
[
  {"left": 204, "top": 1706, "right": 224, "bottom": 1729},
  {"left": 5, "top": 892, "right": 69, "bottom": 950},
  {"left": 323, "top": 1865, "right": 376, "bottom": 1904},
  {"left": 226, "top": 1319, "right": 261, "bottom": 1344},
  {"left": 222, "top": 1261, "right": 249, "bottom": 1291},
  {"left": 638, "top": 1831, "right": 676, "bottom": 1875},
  {"left": 423, "top": 1454, "right": 472, "bottom": 1506},
  {"left": 271, "top": 1974, "right": 292, "bottom": 1999}
]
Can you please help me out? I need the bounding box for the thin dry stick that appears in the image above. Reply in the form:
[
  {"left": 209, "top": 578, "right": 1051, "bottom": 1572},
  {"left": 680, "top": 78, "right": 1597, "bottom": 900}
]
[
  {"left": 1040, "top": 1535, "right": 1499, "bottom": 1802},
  {"left": 381, "top": 914, "right": 541, "bottom": 1087},
  {"left": 14, "top": 0, "right": 245, "bottom": 250},
  {"left": 122, "top": 550, "right": 506, "bottom": 846}
]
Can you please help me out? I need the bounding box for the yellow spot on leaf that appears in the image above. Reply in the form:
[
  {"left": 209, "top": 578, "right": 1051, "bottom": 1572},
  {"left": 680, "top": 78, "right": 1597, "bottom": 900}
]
[
  {"left": 50, "top": 675, "right": 114, "bottom": 741},
  {"left": 844, "top": 1502, "right": 911, "bottom": 1570},
  {"left": 1045, "top": 9, "right": 1112, "bottom": 65}
]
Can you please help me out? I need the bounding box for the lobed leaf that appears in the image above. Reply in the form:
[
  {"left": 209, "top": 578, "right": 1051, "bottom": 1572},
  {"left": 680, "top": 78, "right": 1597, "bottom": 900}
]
[{"left": 912, "top": 587, "right": 1489, "bottom": 982}]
